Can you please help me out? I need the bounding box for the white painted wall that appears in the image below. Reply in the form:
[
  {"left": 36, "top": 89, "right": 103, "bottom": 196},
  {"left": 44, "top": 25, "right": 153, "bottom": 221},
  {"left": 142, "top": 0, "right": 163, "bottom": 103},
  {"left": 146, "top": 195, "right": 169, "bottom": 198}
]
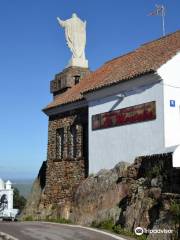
[
  {"left": 158, "top": 52, "right": 180, "bottom": 148},
  {"left": 87, "top": 74, "right": 165, "bottom": 173},
  {"left": 0, "top": 180, "right": 13, "bottom": 211},
  {"left": 158, "top": 52, "right": 180, "bottom": 167}
]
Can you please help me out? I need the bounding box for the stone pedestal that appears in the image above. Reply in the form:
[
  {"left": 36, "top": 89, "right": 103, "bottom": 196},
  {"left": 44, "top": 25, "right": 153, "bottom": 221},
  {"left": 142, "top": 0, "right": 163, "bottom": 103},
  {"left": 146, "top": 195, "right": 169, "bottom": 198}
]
[
  {"left": 68, "top": 58, "right": 88, "bottom": 68},
  {"left": 50, "top": 66, "right": 90, "bottom": 97}
]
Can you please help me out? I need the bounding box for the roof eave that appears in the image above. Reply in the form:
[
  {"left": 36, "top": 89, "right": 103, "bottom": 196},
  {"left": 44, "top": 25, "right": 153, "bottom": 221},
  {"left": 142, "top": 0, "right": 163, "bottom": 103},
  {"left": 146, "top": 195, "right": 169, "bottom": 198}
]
[{"left": 42, "top": 98, "right": 88, "bottom": 116}]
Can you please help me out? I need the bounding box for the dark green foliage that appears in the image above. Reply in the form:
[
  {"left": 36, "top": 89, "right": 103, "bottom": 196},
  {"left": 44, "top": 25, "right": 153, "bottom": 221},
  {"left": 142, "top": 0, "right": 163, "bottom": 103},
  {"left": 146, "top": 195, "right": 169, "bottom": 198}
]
[
  {"left": 113, "top": 225, "right": 147, "bottom": 240},
  {"left": 13, "top": 187, "right": 27, "bottom": 211},
  {"left": 91, "top": 219, "right": 114, "bottom": 230},
  {"left": 147, "top": 165, "right": 162, "bottom": 179},
  {"left": 45, "top": 216, "right": 72, "bottom": 224},
  {"left": 91, "top": 219, "right": 147, "bottom": 240},
  {"left": 24, "top": 215, "right": 33, "bottom": 221},
  {"left": 169, "top": 200, "right": 180, "bottom": 225},
  {"left": 23, "top": 215, "right": 72, "bottom": 223},
  {"left": 169, "top": 200, "right": 180, "bottom": 240}
]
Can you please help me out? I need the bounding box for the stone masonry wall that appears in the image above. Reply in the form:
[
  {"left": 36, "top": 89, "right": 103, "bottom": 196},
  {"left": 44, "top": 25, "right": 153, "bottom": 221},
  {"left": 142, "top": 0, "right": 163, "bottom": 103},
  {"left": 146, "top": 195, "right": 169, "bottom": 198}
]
[
  {"left": 50, "top": 66, "right": 91, "bottom": 97},
  {"left": 42, "top": 107, "right": 88, "bottom": 207}
]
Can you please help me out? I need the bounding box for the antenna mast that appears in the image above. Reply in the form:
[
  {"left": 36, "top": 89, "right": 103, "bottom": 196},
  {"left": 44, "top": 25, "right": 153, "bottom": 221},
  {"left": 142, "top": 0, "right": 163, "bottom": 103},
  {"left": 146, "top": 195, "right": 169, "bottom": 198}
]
[{"left": 149, "top": 4, "right": 166, "bottom": 36}]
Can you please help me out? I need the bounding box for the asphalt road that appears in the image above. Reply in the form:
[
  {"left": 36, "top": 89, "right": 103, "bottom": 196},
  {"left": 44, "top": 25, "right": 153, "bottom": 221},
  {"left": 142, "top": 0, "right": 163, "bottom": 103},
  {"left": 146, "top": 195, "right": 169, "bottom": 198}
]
[{"left": 0, "top": 221, "right": 127, "bottom": 240}]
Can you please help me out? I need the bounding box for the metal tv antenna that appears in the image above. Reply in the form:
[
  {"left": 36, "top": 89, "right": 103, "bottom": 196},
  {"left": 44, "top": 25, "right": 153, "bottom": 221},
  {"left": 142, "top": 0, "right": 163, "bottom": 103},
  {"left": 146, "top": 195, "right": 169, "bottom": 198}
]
[{"left": 148, "top": 4, "right": 166, "bottom": 36}]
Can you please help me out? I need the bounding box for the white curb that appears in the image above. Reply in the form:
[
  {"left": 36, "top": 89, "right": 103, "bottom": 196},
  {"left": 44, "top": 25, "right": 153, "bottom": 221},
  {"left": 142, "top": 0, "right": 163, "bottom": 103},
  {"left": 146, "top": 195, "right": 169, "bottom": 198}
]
[{"left": 0, "top": 232, "right": 19, "bottom": 240}]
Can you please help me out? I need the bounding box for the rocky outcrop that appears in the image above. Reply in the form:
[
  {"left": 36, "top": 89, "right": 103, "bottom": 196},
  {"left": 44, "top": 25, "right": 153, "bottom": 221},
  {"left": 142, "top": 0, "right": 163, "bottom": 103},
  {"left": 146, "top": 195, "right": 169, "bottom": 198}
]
[
  {"left": 70, "top": 153, "right": 180, "bottom": 239},
  {"left": 22, "top": 153, "right": 180, "bottom": 239},
  {"left": 71, "top": 162, "right": 129, "bottom": 225}
]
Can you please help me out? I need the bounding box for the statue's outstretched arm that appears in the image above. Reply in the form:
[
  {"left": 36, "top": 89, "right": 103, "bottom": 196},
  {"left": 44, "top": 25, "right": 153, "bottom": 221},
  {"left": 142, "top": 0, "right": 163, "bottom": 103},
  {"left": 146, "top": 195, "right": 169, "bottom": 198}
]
[{"left": 57, "top": 17, "right": 65, "bottom": 28}]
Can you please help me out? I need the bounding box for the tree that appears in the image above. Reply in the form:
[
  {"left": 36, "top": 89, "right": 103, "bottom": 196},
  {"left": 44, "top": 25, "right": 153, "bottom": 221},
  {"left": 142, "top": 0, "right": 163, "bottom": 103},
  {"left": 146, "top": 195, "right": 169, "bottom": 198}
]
[{"left": 13, "top": 187, "right": 26, "bottom": 211}]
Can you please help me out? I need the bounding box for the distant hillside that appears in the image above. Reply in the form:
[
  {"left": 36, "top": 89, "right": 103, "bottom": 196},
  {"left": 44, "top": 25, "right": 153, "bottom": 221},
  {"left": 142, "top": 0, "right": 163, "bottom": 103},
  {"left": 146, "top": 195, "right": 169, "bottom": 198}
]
[{"left": 12, "top": 179, "right": 33, "bottom": 199}]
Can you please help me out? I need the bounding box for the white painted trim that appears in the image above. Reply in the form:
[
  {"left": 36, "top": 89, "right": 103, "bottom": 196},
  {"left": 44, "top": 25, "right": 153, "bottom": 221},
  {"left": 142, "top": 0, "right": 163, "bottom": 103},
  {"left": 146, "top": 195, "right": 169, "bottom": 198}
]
[{"left": 0, "top": 232, "right": 19, "bottom": 240}]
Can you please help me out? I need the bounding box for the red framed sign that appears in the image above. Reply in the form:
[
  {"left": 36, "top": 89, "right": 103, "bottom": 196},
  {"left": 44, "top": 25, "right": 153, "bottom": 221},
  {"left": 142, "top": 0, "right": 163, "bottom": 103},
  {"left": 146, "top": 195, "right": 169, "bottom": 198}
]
[{"left": 92, "top": 101, "right": 156, "bottom": 130}]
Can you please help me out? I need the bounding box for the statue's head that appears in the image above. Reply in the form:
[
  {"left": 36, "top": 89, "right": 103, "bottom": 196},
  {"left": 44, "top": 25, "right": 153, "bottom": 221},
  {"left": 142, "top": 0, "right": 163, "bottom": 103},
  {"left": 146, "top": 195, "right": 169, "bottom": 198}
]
[{"left": 72, "top": 13, "right": 77, "bottom": 18}]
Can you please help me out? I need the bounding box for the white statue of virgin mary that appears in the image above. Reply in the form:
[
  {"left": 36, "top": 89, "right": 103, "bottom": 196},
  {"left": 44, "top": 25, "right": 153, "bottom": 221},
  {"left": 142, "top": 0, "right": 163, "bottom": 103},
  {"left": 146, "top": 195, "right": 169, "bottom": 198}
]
[{"left": 57, "top": 13, "right": 88, "bottom": 68}]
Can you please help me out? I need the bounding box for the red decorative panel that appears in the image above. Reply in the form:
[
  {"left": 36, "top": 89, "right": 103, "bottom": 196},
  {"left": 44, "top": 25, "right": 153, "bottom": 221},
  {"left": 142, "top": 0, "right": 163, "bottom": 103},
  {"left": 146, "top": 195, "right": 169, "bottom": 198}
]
[{"left": 92, "top": 101, "right": 156, "bottom": 130}]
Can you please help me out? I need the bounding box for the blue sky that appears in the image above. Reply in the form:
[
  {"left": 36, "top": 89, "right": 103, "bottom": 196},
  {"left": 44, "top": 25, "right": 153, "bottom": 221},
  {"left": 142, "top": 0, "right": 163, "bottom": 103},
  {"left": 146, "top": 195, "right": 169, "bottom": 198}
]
[{"left": 0, "top": 0, "right": 179, "bottom": 180}]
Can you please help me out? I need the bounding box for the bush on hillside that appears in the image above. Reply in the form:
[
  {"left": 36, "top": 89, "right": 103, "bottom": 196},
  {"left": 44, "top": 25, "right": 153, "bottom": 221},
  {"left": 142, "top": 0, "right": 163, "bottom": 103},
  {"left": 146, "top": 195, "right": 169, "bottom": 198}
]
[{"left": 13, "top": 187, "right": 27, "bottom": 211}]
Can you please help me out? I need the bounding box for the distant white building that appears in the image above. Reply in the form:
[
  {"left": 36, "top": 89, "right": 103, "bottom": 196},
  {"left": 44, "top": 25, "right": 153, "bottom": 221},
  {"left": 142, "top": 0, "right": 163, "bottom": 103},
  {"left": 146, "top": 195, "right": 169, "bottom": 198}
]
[
  {"left": 0, "top": 179, "right": 13, "bottom": 211},
  {"left": 0, "top": 178, "right": 18, "bottom": 220}
]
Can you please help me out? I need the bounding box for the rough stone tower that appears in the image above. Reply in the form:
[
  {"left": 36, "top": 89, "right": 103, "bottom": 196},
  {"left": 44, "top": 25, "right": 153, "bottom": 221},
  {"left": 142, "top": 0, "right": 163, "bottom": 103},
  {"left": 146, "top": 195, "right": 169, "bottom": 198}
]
[{"left": 41, "top": 14, "right": 90, "bottom": 217}]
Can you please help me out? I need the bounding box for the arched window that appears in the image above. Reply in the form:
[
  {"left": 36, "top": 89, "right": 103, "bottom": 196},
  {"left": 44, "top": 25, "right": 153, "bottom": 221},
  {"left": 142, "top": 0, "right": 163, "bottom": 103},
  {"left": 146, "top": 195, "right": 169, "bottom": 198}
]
[{"left": 0, "top": 194, "right": 8, "bottom": 211}]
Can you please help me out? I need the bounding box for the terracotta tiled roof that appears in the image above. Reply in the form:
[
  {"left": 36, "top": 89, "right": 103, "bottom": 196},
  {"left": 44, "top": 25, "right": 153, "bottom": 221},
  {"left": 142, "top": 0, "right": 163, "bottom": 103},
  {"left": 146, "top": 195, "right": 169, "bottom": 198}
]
[{"left": 44, "top": 30, "right": 180, "bottom": 111}]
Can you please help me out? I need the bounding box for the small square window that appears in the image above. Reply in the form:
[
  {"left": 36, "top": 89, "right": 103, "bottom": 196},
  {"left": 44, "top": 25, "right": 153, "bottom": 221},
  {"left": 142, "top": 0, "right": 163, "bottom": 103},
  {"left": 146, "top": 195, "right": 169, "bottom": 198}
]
[{"left": 74, "top": 75, "right": 80, "bottom": 85}]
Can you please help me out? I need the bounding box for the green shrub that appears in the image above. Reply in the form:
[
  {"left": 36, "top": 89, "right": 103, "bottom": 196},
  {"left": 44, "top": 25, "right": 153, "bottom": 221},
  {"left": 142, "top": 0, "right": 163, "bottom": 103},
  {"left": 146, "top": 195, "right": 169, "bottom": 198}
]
[
  {"left": 169, "top": 200, "right": 180, "bottom": 224},
  {"left": 51, "top": 204, "right": 58, "bottom": 210},
  {"left": 56, "top": 217, "right": 72, "bottom": 224},
  {"left": 13, "top": 187, "right": 27, "bottom": 211},
  {"left": 91, "top": 219, "right": 114, "bottom": 230},
  {"left": 46, "top": 217, "right": 72, "bottom": 224},
  {"left": 113, "top": 225, "right": 147, "bottom": 240},
  {"left": 91, "top": 219, "right": 147, "bottom": 240},
  {"left": 24, "top": 215, "right": 33, "bottom": 221},
  {"left": 169, "top": 201, "right": 180, "bottom": 240},
  {"left": 147, "top": 165, "right": 162, "bottom": 179}
]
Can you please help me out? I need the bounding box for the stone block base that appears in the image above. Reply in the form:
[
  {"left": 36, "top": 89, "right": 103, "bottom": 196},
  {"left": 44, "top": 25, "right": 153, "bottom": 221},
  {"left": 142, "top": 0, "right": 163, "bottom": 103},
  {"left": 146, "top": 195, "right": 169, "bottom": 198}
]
[{"left": 68, "top": 58, "right": 88, "bottom": 68}]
